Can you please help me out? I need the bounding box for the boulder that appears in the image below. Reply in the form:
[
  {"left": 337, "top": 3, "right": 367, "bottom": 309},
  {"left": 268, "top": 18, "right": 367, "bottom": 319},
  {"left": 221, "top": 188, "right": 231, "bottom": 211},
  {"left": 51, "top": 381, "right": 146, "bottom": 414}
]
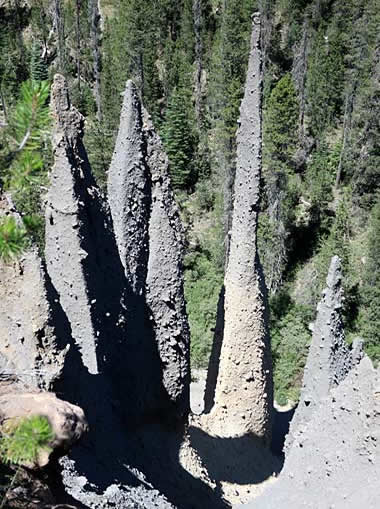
[{"left": 0, "top": 387, "right": 87, "bottom": 468}]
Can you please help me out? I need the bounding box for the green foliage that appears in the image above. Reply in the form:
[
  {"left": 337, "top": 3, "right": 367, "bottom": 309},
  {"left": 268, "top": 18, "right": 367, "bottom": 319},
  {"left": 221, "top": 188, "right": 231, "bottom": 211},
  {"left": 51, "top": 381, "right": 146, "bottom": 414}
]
[
  {"left": 304, "top": 140, "right": 340, "bottom": 223},
  {"left": 184, "top": 191, "right": 224, "bottom": 367},
  {"left": 162, "top": 86, "right": 198, "bottom": 189},
  {"left": 306, "top": 26, "right": 345, "bottom": 135},
  {"left": 84, "top": 119, "right": 113, "bottom": 191},
  {"left": 0, "top": 416, "right": 53, "bottom": 466},
  {"left": 0, "top": 217, "right": 27, "bottom": 263},
  {"left": 2, "top": 80, "right": 51, "bottom": 252},
  {"left": 0, "top": 1, "right": 29, "bottom": 113},
  {"left": 30, "top": 42, "right": 48, "bottom": 82},
  {"left": 264, "top": 73, "right": 299, "bottom": 163},
  {"left": 349, "top": 69, "right": 380, "bottom": 209},
  {"left": 357, "top": 200, "right": 380, "bottom": 363},
  {"left": 8, "top": 80, "right": 50, "bottom": 153},
  {"left": 313, "top": 193, "right": 351, "bottom": 302},
  {"left": 7, "top": 151, "right": 44, "bottom": 191},
  {"left": 260, "top": 73, "right": 300, "bottom": 293},
  {"left": 270, "top": 291, "right": 312, "bottom": 405},
  {"left": 185, "top": 252, "right": 223, "bottom": 367}
]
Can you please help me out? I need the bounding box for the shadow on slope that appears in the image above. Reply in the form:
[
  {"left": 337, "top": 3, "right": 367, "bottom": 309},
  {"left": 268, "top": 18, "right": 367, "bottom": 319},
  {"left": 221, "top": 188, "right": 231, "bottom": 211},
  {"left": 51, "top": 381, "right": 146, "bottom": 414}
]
[
  {"left": 189, "top": 426, "right": 282, "bottom": 487},
  {"left": 271, "top": 406, "right": 297, "bottom": 457},
  {"left": 45, "top": 269, "right": 227, "bottom": 508}
]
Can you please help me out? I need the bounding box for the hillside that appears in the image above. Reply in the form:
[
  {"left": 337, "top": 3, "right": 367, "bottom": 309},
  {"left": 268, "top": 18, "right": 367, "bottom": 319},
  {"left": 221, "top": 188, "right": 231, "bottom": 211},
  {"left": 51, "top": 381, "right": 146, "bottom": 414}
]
[{"left": 0, "top": 1, "right": 379, "bottom": 507}]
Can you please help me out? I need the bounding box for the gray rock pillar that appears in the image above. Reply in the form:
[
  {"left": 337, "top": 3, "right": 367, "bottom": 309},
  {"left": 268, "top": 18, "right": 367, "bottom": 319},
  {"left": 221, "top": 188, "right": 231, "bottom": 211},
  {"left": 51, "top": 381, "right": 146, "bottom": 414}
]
[
  {"left": 143, "top": 109, "right": 190, "bottom": 419},
  {"left": 45, "top": 74, "right": 101, "bottom": 375},
  {"left": 0, "top": 196, "right": 66, "bottom": 389},
  {"left": 108, "top": 83, "right": 190, "bottom": 419},
  {"left": 285, "top": 255, "right": 363, "bottom": 453},
  {"left": 107, "top": 81, "right": 149, "bottom": 294},
  {"left": 240, "top": 357, "right": 380, "bottom": 509},
  {"left": 207, "top": 13, "right": 273, "bottom": 440}
]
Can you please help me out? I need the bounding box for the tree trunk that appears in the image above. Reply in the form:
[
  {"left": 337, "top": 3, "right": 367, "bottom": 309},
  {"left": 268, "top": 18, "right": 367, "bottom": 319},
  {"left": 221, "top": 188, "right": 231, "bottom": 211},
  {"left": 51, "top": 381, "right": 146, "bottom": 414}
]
[
  {"left": 293, "top": 18, "right": 309, "bottom": 139},
  {"left": 13, "top": 0, "right": 26, "bottom": 68},
  {"left": 0, "top": 85, "right": 8, "bottom": 123}
]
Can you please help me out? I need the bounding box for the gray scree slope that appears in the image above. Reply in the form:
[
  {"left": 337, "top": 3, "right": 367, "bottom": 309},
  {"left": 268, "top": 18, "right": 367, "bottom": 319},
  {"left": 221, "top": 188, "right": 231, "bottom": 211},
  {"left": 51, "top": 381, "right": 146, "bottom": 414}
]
[
  {"left": 285, "top": 255, "right": 363, "bottom": 453},
  {"left": 0, "top": 197, "right": 65, "bottom": 389},
  {"left": 207, "top": 13, "right": 273, "bottom": 440},
  {"left": 240, "top": 356, "right": 380, "bottom": 509}
]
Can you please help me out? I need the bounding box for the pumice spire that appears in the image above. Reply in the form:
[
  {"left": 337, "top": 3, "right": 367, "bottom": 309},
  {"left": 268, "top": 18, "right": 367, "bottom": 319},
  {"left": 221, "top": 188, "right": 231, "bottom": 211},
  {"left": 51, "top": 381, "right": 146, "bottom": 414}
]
[{"left": 206, "top": 13, "right": 273, "bottom": 441}]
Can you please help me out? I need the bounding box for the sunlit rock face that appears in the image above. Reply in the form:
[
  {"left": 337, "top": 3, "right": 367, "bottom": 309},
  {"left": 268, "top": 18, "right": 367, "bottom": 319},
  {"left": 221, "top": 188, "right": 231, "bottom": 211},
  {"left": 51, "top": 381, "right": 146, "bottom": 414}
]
[
  {"left": 0, "top": 196, "right": 65, "bottom": 390},
  {"left": 205, "top": 13, "right": 273, "bottom": 441},
  {"left": 285, "top": 255, "right": 364, "bottom": 454},
  {"left": 108, "top": 82, "right": 190, "bottom": 420}
]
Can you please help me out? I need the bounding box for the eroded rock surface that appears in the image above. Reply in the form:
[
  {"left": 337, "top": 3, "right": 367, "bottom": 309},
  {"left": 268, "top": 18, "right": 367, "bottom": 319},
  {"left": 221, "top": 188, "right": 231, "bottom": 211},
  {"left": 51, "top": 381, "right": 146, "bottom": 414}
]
[
  {"left": 143, "top": 108, "right": 190, "bottom": 418},
  {"left": 285, "top": 256, "right": 363, "bottom": 453},
  {"left": 41, "top": 76, "right": 218, "bottom": 509},
  {"left": 240, "top": 357, "right": 380, "bottom": 509},
  {"left": 108, "top": 82, "right": 190, "bottom": 419},
  {"left": 46, "top": 74, "right": 103, "bottom": 375},
  {"left": 107, "top": 80, "right": 149, "bottom": 294},
  {"left": 205, "top": 13, "right": 273, "bottom": 440},
  {"left": 0, "top": 197, "right": 66, "bottom": 389}
]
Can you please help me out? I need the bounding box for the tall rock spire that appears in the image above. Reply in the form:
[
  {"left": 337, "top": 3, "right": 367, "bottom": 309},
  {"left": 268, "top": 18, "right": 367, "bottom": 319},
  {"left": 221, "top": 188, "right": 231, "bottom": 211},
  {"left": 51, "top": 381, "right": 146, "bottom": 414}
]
[
  {"left": 46, "top": 74, "right": 99, "bottom": 374},
  {"left": 206, "top": 13, "right": 273, "bottom": 440},
  {"left": 285, "top": 255, "right": 363, "bottom": 453},
  {"left": 108, "top": 82, "right": 190, "bottom": 419},
  {"left": 143, "top": 108, "right": 190, "bottom": 419},
  {"left": 45, "top": 74, "right": 123, "bottom": 378},
  {"left": 107, "top": 81, "right": 149, "bottom": 295}
]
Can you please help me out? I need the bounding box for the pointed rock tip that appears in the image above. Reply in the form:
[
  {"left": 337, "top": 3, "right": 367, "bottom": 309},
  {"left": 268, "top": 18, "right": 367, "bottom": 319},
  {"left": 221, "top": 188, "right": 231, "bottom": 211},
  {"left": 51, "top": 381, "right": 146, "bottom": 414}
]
[
  {"left": 122, "top": 80, "right": 140, "bottom": 101},
  {"left": 51, "top": 73, "right": 70, "bottom": 117},
  {"left": 50, "top": 73, "right": 84, "bottom": 139},
  {"left": 326, "top": 255, "right": 342, "bottom": 289},
  {"left": 251, "top": 11, "right": 260, "bottom": 23}
]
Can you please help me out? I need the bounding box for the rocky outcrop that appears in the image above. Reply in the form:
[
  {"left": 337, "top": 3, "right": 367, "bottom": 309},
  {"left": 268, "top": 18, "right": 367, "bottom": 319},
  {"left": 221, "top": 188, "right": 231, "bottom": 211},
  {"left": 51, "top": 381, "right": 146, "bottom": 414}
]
[
  {"left": 0, "top": 383, "right": 87, "bottom": 468},
  {"left": 107, "top": 80, "right": 149, "bottom": 294},
  {"left": 41, "top": 76, "right": 217, "bottom": 509},
  {"left": 45, "top": 74, "right": 102, "bottom": 375},
  {"left": 45, "top": 74, "right": 128, "bottom": 383},
  {"left": 0, "top": 196, "right": 66, "bottom": 390},
  {"left": 108, "top": 82, "right": 190, "bottom": 418},
  {"left": 240, "top": 357, "right": 380, "bottom": 509},
  {"left": 205, "top": 13, "right": 273, "bottom": 441},
  {"left": 237, "top": 256, "right": 377, "bottom": 509},
  {"left": 143, "top": 108, "right": 190, "bottom": 418},
  {"left": 285, "top": 256, "right": 363, "bottom": 453}
]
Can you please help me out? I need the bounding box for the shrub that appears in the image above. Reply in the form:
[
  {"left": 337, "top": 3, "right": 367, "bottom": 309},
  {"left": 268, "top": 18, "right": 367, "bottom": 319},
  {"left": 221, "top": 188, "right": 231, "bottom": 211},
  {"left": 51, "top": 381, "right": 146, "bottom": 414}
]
[
  {"left": 0, "top": 216, "right": 27, "bottom": 262},
  {"left": 0, "top": 415, "right": 53, "bottom": 466}
]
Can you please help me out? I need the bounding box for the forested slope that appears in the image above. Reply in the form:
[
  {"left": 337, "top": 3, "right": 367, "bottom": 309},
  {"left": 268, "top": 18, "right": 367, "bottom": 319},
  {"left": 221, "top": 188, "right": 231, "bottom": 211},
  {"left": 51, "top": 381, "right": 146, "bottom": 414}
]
[{"left": 0, "top": 0, "right": 379, "bottom": 404}]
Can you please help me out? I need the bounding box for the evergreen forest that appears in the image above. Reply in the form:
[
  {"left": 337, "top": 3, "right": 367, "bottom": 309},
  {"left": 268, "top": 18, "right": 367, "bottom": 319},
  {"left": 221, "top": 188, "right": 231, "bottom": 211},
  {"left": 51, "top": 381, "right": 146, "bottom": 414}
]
[{"left": 0, "top": 0, "right": 379, "bottom": 405}]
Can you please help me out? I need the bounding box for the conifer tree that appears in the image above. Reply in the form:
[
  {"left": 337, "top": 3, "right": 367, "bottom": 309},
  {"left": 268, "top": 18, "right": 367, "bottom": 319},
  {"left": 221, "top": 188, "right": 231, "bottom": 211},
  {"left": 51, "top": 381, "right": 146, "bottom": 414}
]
[
  {"left": 0, "top": 79, "right": 50, "bottom": 253},
  {"left": 358, "top": 199, "right": 380, "bottom": 362},
  {"left": 162, "top": 85, "right": 197, "bottom": 190},
  {"left": 261, "top": 73, "right": 299, "bottom": 293},
  {"left": 30, "top": 42, "right": 48, "bottom": 82},
  {"left": 306, "top": 25, "right": 345, "bottom": 135}
]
